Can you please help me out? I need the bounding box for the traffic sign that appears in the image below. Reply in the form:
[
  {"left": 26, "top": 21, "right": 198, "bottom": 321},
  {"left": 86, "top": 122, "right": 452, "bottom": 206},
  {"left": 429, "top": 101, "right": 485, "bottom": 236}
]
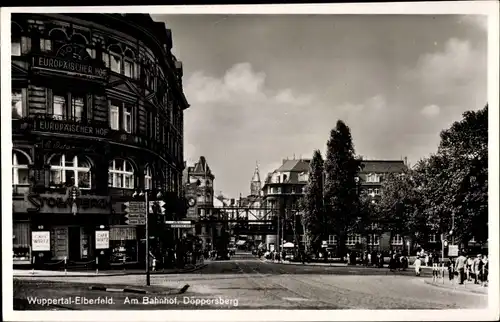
[
  {"left": 165, "top": 221, "right": 192, "bottom": 224},
  {"left": 125, "top": 213, "right": 145, "bottom": 220},
  {"left": 126, "top": 218, "right": 146, "bottom": 225},
  {"left": 124, "top": 201, "right": 146, "bottom": 213},
  {"left": 171, "top": 224, "right": 193, "bottom": 228}
]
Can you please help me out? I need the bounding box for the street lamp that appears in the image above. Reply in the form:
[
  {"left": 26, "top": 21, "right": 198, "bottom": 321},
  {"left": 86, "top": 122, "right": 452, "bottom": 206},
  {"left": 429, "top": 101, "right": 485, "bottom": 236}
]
[{"left": 133, "top": 189, "right": 163, "bottom": 286}]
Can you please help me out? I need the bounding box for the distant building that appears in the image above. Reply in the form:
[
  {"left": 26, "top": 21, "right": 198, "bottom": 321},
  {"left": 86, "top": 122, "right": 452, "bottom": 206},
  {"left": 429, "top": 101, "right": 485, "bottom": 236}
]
[
  {"left": 261, "top": 158, "right": 311, "bottom": 251},
  {"left": 183, "top": 156, "right": 216, "bottom": 249}
]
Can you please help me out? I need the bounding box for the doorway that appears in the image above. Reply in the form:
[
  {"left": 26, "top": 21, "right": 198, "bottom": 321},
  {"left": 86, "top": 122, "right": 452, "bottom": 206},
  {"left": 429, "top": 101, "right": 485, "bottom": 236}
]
[{"left": 68, "top": 226, "right": 81, "bottom": 260}]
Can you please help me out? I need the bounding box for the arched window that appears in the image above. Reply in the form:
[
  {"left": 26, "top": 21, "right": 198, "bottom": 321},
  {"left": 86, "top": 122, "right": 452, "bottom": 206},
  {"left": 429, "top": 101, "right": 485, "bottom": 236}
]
[
  {"left": 144, "top": 166, "right": 153, "bottom": 190},
  {"left": 108, "top": 159, "right": 135, "bottom": 189},
  {"left": 123, "top": 49, "right": 135, "bottom": 78},
  {"left": 12, "top": 150, "right": 30, "bottom": 185},
  {"left": 49, "top": 154, "right": 92, "bottom": 189},
  {"left": 107, "top": 45, "right": 122, "bottom": 73}
]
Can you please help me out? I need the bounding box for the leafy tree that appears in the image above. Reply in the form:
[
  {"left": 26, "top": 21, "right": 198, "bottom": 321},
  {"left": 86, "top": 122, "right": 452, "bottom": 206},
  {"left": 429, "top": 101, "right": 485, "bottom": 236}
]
[
  {"left": 435, "top": 105, "right": 488, "bottom": 245},
  {"left": 301, "top": 149, "right": 324, "bottom": 253},
  {"left": 323, "top": 120, "right": 362, "bottom": 257},
  {"left": 354, "top": 188, "right": 380, "bottom": 252}
]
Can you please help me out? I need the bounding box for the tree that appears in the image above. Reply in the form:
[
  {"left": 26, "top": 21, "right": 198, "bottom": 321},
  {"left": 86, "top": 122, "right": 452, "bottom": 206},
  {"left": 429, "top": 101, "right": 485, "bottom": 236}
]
[
  {"left": 323, "top": 120, "right": 362, "bottom": 257},
  {"left": 435, "top": 105, "right": 488, "bottom": 245},
  {"left": 301, "top": 149, "right": 324, "bottom": 254},
  {"left": 377, "top": 167, "right": 425, "bottom": 253}
]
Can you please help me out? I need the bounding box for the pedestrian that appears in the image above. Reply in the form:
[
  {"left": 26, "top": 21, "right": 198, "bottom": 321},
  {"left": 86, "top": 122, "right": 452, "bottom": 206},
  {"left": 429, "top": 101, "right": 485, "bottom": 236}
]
[
  {"left": 466, "top": 255, "right": 474, "bottom": 281},
  {"left": 473, "top": 254, "right": 482, "bottom": 284},
  {"left": 414, "top": 256, "right": 422, "bottom": 276},
  {"left": 447, "top": 259, "right": 455, "bottom": 284},
  {"left": 481, "top": 255, "right": 488, "bottom": 286},
  {"left": 432, "top": 262, "right": 440, "bottom": 282},
  {"left": 424, "top": 254, "right": 429, "bottom": 267},
  {"left": 455, "top": 252, "right": 467, "bottom": 285}
]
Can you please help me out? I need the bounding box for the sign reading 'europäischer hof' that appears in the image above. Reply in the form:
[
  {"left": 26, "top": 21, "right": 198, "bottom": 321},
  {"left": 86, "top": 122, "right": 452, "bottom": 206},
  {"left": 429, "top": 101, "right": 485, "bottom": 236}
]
[{"left": 32, "top": 55, "right": 108, "bottom": 81}]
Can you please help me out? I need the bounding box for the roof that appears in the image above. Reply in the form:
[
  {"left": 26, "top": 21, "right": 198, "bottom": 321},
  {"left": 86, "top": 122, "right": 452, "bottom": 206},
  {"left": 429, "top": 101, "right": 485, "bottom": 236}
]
[
  {"left": 276, "top": 159, "right": 311, "bottom": 173},
  {"left": 360, "top": 160, "right": 407, "bottom": 174}
]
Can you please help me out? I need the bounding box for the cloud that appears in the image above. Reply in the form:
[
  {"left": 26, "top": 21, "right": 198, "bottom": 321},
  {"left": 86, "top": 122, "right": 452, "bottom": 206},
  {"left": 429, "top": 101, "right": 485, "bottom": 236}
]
[
  {"left": 421, "top": 104, "right": 441, "bottom": 117},
  {"left": 407, "top": 38, "right": 486, "bottom": 96},
  {"left": 183, "top": 63, "right": 315, "bottom": 196},
  {"left": 460, "top": 15, "right": 488, "bottom": 31}
]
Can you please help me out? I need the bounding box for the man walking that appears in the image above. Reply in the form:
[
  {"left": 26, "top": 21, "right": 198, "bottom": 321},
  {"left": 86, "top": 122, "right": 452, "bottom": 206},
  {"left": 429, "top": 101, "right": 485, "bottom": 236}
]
[{"left": 455, "top": 251, "right": 467, "bottom": 285}]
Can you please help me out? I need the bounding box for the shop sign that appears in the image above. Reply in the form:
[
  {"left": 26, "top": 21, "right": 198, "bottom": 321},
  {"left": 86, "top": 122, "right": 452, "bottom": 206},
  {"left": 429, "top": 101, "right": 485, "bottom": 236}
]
[
  {"left": 27, "top": 193, "right": 110, "bottom": 214},
  {"left": 32, "top": 53, "right": 108, "bottom": 81},
  {"left": 95, "top": 231, "right": 109, "bottom": 249},
  {"left": 34, "top": 119, "right": 110, "bottom": 137},
  {"left": 40, "top": 139, "right": 97, "bottom": 153},
  {"left": 32, "top": 231, "right": 51, "bottom": 251},
  {"left": 448, "top": 244, "right": 459, "bottom": 257},
  {"left": 170, "top": 224, "right": 193, "bottom": 229}
]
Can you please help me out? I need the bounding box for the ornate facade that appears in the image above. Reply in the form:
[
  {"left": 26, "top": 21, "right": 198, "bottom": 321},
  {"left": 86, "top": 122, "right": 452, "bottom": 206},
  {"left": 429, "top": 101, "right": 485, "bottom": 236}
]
[{"left": 11, "top": 13, "right": 189, "bottom": 266}]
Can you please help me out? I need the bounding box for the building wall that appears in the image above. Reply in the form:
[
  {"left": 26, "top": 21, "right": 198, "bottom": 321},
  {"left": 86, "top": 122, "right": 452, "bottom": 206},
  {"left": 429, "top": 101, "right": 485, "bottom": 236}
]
[{"left": 11, "top": 13, "right": 188, "bottom": 264}]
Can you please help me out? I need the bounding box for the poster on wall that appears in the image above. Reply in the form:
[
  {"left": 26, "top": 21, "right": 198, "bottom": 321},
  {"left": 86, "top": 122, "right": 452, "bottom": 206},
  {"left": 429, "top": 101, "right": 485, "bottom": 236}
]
[
  {"left": 32, "top": 231, "right": 51, "bottom": 251},
  {"left": 95, "top": 231, "right": 109, "bottom": 249}
]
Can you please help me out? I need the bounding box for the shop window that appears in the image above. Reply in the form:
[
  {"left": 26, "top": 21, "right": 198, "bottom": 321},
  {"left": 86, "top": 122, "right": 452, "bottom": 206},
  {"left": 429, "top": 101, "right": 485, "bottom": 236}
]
[
  {"left": 110, "top": 227, "right": 138, "bottom": 263},
  {"left": 109, "top": 104, "right": 119, "bottom": 130},
  {"left": 108, "top": 159, "right": 135, "bottom": 189},
  {"left": 391, "top": 234, "right": 404, "bottom": 245},
  {"left": 49, "top": 154, "right": 92, "bottom": 189},
  {"left": 40, "top": 38, "right": 52, "bottom": 52},
  {"left": 328, "top": 235, "right": 337, "bottom": 245},
  {"left": 144, "top": 166, "right": 153, "bottom": 190},
  {"left": 12, "top": 150, "right": 30, "bottom": 185},
  {"left": 13, "top": 222, "right": 31, "bottom": 263},
  {"left": 12, "top": 89, "right": 24, "bottom": 119},
  {"left": 346, "top": 234, "right": 361, "bottom": 246}
]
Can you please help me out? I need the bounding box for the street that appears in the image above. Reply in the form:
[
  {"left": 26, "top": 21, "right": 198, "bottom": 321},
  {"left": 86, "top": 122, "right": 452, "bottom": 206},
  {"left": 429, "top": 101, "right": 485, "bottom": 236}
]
[{"left": 13, "top": 252, "right": 488, "bottom": 310}]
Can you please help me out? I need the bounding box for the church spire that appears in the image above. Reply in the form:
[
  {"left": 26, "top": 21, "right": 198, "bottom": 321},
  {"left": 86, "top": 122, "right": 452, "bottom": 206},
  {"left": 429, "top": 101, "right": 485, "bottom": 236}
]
[{"left": 250, "top": 161, "right": 262, "bottom": 196}]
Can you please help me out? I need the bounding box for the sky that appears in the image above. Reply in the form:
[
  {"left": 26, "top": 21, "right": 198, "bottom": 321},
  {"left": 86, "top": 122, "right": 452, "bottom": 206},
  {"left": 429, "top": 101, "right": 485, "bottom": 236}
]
[{"left": 151, "top": 14, "right": 488, "bottom": 198}]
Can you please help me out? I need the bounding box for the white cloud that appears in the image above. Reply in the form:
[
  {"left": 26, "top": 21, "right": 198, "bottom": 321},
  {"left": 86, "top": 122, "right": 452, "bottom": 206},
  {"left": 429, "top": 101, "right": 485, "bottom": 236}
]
[
  {"left": 421, "top": 104, "right": 441, "bottom": 117},
  {"left": 408, "top": 38, "right": 486, "bottom": 96},
  {"left": 460, "top": 15, "right": 488, "bottom": 31}
]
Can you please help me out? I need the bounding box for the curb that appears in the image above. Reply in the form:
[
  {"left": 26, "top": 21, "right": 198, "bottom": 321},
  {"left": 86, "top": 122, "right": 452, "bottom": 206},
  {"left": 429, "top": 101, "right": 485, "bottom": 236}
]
[
  {"left": 89, "top": 284, "right": 190, "bottom": 295},
  {"left": 423, "top": 280, "right": 488, "bottom": 295},
  {"left": 13, "top": 264, "right": 208, "bottom": 278}
]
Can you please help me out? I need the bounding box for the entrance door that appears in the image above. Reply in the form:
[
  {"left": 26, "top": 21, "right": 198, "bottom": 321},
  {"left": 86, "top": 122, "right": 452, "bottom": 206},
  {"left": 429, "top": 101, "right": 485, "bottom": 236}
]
[{"left": 68, "top": 227, "right": 81, "bottom": 260}]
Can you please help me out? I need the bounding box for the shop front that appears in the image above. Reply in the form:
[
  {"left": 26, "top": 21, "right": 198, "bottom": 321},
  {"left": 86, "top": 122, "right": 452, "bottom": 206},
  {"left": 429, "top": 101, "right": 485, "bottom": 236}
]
[{"left": 13, "top": 188, "right": 111, "bottom": 264}]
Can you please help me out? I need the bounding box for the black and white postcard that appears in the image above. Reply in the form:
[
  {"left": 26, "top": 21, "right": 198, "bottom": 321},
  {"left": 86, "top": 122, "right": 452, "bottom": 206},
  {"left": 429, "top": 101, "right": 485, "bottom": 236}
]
[{"left": 1, "top": 2, "right": 499, "bottom": 321}]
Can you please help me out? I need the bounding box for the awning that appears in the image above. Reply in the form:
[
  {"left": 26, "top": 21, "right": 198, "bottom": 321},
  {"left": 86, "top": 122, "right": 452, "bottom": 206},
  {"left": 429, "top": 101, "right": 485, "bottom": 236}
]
[
  {"left": 236, "top": 240, "right": 246, "bottom": 246},
  {"left": 282, "top": 242, "right": 295, "bottom": 248}
]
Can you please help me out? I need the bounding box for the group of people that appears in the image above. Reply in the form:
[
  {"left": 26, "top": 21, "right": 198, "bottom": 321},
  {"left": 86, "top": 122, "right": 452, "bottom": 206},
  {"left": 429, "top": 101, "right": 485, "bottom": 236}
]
[{"left": 449, "top": 252, "right": 489, "bottom": 286}]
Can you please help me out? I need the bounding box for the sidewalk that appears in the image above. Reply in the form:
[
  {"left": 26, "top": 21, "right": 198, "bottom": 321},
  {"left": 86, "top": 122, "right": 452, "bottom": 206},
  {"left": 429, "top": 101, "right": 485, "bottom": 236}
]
[
  {"left": 13, "top": 263, "right": 207, "bottom": 277},
  {"left": 423, "top": 278, "right": 488, "bottom": 295},
  {"left": 262, "top": 258, "right": 434, "bottom": 270}
]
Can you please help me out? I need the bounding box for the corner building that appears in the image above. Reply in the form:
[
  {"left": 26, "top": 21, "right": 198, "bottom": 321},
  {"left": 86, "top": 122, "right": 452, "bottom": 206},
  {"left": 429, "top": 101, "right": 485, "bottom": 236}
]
[{"left": 11, "top": 13, "right": 189, "bottom": 265}]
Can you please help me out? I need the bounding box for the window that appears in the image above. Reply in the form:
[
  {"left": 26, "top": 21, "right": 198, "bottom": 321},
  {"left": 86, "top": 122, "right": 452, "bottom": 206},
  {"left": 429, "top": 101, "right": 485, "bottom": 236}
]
[
  {"left": 102, "top": 52, "right": 110, "bottom": 68},
  {"left": 12, "top": 90, "right": 23, "bottom": 119},
  {"left": 108, "top": 159, "right": 135, "bottom": 189},
  {"left": 366, "top": 173, "right": 380, "bottom": 183},
  {"left": 346, "top": 234, "right": 362, "bottom": 246},
  {"left": 71, "top": 96, "right": 85, "bottom": 121},
  {"left": 53, "top": 95, "right": 67, "bottom": 119},
  {"left": 144, "top": 166, "right": 152, "bottom": 190},
  {"left": 124, "top": 60, "right": 133, "bottom": 78},
  {"left": 123, "top": 105, "right": 132, "bottom": 133},
  {"left": 370, "top": 223, "right": 378, "bottom": 230},
  {"left": 374, "top": 188, "right": 380, "bottom": 195},
  {"left": 12, "top": 150, "right": 30, "bottom": 185},
  {"left": 328, "top": 235, "right": 337, "bottom": 245},
  {"left": 86, "top": 48, "right": 96, "bottom": 59},
  {"left": 11, "top": 35, "right": 21, "bottom": 56},
  {"left": 469, "top": 237, "right": 476, "bottom": 243},
  {"left": 428, "top": 234, "right": 437, "bottom": 243},
  {"left": 109, "top": 104, "right": 119, "bottom": 130},
  {"left": 368, "top": 235, "right": 380, "bottom": 245},
  {"left": 40, "top": 38, "right": 52, "bottom": 52},
  {"left": 110, "top": 54, "right": 121, "bottom": 73},
  {"left": 49, "top": 154, "right": 92, "bottom": 189},
  {"left": 368, "top": 188, "right": 373, "bottom": 195},
  {"left": 391, "top": 234, "right": 403, "bottom": 245}
]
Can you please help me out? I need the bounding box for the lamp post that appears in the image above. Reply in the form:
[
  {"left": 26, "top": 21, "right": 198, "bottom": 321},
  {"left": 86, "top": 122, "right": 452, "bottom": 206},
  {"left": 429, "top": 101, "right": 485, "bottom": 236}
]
[{"left": 133, "top": 189, "right": 163, "bottom": 286}]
